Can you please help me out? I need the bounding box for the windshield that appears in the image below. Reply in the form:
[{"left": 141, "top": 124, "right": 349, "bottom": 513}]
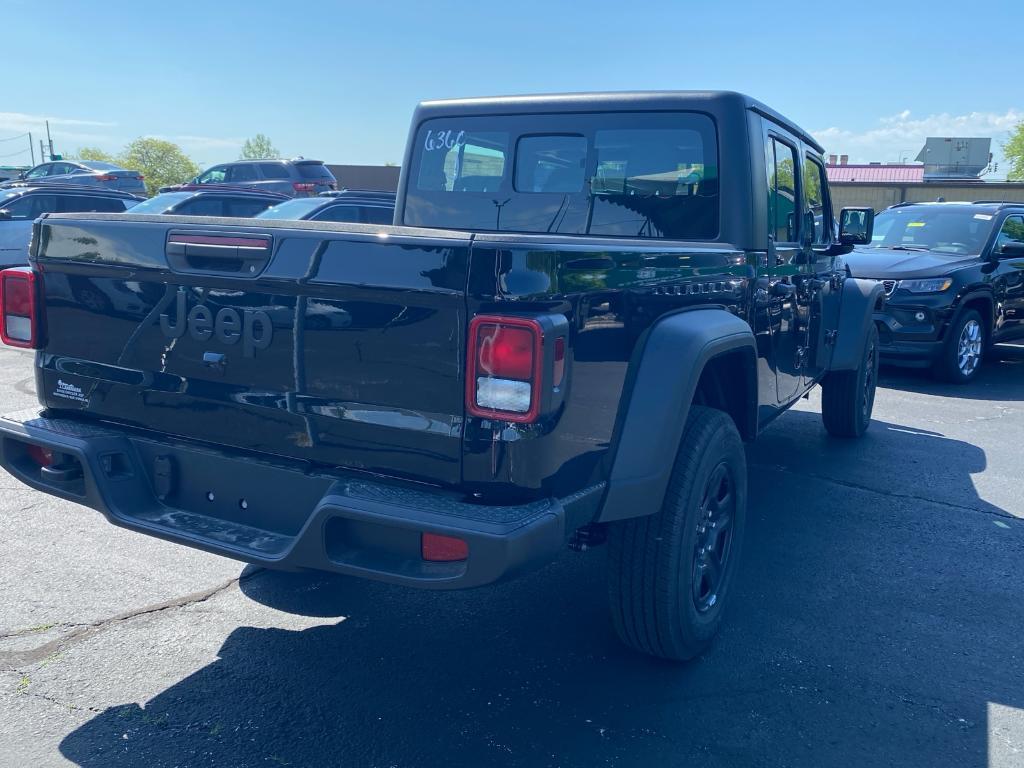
[
  {"left": 127, "top": 192, "right": 192, "bottom": 214},
  {"left": 255, "top": 197, "right": 325, "bottom": 220},
  {"left": 868, "top": 207, "right": 996, "bottom": 255},
  {"left": 405, "top": 111, "right": 719, "bottom": 240}
]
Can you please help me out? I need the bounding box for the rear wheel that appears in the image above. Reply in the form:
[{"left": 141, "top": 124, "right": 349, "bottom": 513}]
[
  {"left": 821, "top": 323, "right": 879, "bottom": 438},
  {"left": 936, "top": 309, "right": 985, "bottom": 384},
  {"left": 607, "top": 406, "right": 747, "bottom": 661}
]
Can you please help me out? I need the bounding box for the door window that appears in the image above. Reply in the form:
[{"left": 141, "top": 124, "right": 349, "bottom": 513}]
[
  {"left": 58, "top": 195, "right": 127, "bottom": 213},
  {"left": 767, "top": 138, "right": 798, "bottom": 244},
  {"left": 313, "top": 205, "right": 362, "bottom": 223},
  {"left": 25, "top": 164, "right": 52, "bottom": 179},
  {"left": 196, "top": 166, "right": 227, "bottom": 184},
  {"left": 1, "top": 194, "right": 59, "bottom": 219},
  {"left": 258, "top": 163, "right": 291, "bottom": 179},
  {"left": 227, "top": 164, "right": 258, "bottom": 183},
  {"left": 226, "top": 198, "right": 275, "bottom": 217},
  {"left": 803, "top": 156, "right": 830, "bottom": 244},
  {"left": 175, "top": 197, "right": 225, "bottom": 216},
  {"left": 995, "top": 215, "right": 1024, "bottom": 253}
]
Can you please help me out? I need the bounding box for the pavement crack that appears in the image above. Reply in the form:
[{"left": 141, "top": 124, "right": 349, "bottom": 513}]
[
  {"left": 751, "top": 464, "right": 1019, "bottom": 522},
  {"left": 0, "top": 568, "right": 263, "bottom": 667}
]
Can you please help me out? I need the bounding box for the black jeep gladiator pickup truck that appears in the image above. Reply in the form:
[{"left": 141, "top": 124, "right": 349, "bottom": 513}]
[{"left": 0, "top": 92, "right": 881, "bottom": 660}]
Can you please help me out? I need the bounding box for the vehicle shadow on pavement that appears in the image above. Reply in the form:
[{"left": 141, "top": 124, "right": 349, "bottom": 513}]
[
  {"left": 879, "top": 342, "right": 1024, "bottom": 402},
  {"left": 57, "top": 415, "right": 1023, "bottom": 768}
]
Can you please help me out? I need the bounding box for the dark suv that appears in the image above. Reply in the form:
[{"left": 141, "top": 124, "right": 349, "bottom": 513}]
[
  {"left": 162, "top": 159, "right": 337, "bottom": 198},
  {"left": 845, "top": 202, "right": 1024, "bottom": 382}
]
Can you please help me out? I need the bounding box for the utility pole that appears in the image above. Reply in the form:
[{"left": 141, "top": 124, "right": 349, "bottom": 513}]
[
  {"left": 28, "top": 132, "right": 34, "bottom": 166},
  {"left": 40, "top": 139, "right": 47, "bottom": 163},
  {"left": 45, "top": 120, "right": 54, "bottom": 161}
]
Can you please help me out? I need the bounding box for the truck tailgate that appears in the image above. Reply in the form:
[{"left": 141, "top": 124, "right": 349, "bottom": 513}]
[{"left": 32, "top": 214, "right": 470, "bottom": 486}]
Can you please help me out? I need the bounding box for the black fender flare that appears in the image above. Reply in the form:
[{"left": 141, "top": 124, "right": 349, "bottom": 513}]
[
  {"left": 952, "top": 289, "right": 995, "bottom": 329},
  {"left": 830, "top": 278, "right": 885, "bottom": 371},
  {"left": 598, "top": 308, "right": 757, "bottom": 524}
]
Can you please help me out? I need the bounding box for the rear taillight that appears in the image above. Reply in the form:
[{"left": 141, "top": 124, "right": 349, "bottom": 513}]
[
  {"left": 0, "top": 268, "right": 42, "bottom": 349},
  {"left": 136, "top": 175, "right": 144, "bottom": 180},
  {"left": 292, "top": 182, "right": 316, "bottom": 193},
  {"left": 95, "top": 174, "right": 118, "bottom": 182},
  {"left": 466, "top": 315, "right": 543, "bottom": 423}
]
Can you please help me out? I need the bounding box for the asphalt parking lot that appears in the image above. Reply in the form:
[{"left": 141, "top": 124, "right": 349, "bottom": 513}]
[{"left": 0, "top": 343, "right": 1022, "bottom": 768}]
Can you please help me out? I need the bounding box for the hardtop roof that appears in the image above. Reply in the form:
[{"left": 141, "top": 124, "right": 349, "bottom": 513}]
[{"left": 414, "top": 90, "right": 824, "bottom": 153}]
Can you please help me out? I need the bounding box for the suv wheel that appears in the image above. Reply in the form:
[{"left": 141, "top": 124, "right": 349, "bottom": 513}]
[
  {"left": 607, "top": 406, "right": 747, "bottom": 661},
  {"left": 821, "top": 323, "right": 879, "bottom": 438},
  {"left": 937, "top": 309, "right": 985, "bottom": 384}
]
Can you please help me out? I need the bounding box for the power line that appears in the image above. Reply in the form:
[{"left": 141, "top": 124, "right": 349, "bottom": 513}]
[
  {"left": 0, "top": 148, "right": 31, "bottom": 159},
  {"left": 0, "top": 132, "right": 30, "bottom": 143}
]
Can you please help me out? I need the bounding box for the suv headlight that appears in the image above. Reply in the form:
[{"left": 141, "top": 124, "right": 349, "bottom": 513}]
[{"left": 898, "top": 278, "right": 953, "bottom": 293}]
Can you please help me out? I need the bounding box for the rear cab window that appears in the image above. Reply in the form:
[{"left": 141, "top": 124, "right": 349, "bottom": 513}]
[{"left": 405, "top": 112, "right": 719, "bottom": 240}]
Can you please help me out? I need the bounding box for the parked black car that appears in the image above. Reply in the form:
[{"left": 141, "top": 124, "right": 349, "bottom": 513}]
[
  {"left": 256, "top": 189, "right": 396, "bottom": 224},
  {"left": 0, "top": 184, "right": 143, "bottom": 266},
  {"left": 845, "top": 201, "right": 1024, "bottom": 382},
  {"left": 161, "top": 159, "right": 337, "bottom": 198},
  {"left": 127, "top": 188, "right": 290, "bottom": 217},
  {"left": 1, "top": 160, "right": 147, "bottom": 196}
]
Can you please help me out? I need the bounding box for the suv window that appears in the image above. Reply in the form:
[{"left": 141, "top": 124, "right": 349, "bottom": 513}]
[
  {"left": 58, "top": 195, "right": 126, "bottom": 213},
  {"left": 2, "top": 193, "right": 59, "bottom": 219},
  {"left": 312, "top": 205, "right": 362, "bottom": 223},
  {"left": 995, "top": 215, "right": 1024, "bottom": 252},
  {"left": 196, "top": 166, "right": 227, "bottom": 184},
  {"left": 227, "top": 164, "right": 258, "bottom": 183},
  {"left": 258, "top": 163, "right": 291, "bottom": 180},
  {"left": 175, "top": 197, "right": 224, "bottom": 216},
  {"left": 408, "top": 112, "right": 718, "bottom": 240},
  {"left": 226, "top": 198, "right": 275, "bottom": 217},
  {"left": 295, "top": 163, "right": 335, "bottom": 180},
  {"left": 767, "top": 137, "right": 798, "bottom": 244},
  {"left": 803, "top": 155, "right": 829, "bottom": 245}
]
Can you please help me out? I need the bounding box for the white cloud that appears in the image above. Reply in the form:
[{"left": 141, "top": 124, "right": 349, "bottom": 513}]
[{"left": 813, "top": 109, "right": 1022, "bottom": 167}]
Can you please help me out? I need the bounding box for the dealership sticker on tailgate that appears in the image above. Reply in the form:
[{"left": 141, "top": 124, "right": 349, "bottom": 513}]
[{"left": 53, "top": 379, "right": 89, "bottom": 405}]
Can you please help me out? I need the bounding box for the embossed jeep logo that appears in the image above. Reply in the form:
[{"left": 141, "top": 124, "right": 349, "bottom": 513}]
[{"left": 159, "top": 289, "right": 272, "bottom": 358}]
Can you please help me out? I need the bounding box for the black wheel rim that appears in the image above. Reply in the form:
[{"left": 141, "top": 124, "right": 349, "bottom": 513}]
[
  {"left": 692, "top": 462, "right": 735, "bottom": 613},
  {"left": 862, "top": 336, "right": 877, "bottom": 420}
]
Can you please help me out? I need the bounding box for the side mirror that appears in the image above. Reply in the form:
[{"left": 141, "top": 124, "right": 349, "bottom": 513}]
[
  {"left": 0, "top": 209, "right": 11, "bottom": 221},
  {"left": 999, "top": 241, "right": 1024, "bottom": 258},
  {"left": 839, "top": 207, "right": 874, "bottom": 246},
  {"left": 17, "top": 172, "right": 26, "bottom": 180}
]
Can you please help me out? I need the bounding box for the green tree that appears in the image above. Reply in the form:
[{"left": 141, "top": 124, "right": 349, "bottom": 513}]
[
  {"left": 117, "top": 138, "right": 199, "bottom": 196},
  {"left": 72, "top": 146, "right": 116, "bottom": 163},
  {"left": 1005, "top": 122, "right": 1024, "bottom": 181},
  {"left": 239, "top": 134, "right": 279, "bottom": 160}
]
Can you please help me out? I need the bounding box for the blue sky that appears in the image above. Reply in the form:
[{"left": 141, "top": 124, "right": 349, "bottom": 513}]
[{"left": 2, "top": 0, "right": 1021, "bottom": 176}]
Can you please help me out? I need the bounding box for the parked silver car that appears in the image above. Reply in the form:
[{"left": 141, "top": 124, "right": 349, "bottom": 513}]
[{"left": 1, "top": 160, "right": 147, "bottom": 196}]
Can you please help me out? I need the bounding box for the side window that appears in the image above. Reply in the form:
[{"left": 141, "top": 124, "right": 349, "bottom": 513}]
[
  {"left": 197, "top": 166, "right": 227, "bottom": 184},
  {"left": 766, "top": 137, "right": 798, "bottom": 244},
  {"left": 362, "top": 206, "right": 394, "bottom": 225},
  {"left": 227, "top": 164, "right": 258, "bottom": 183},
  {"left": 49, "top": 163, "right": 73, "bottom": 176},
  {"left": 175, "top": 197, "right": 224, "bottom": 216},
  {"left": 25, "top": 164, "right": 51, "bottom": 179},
  {"left": 803, "top": 155, "right": 830, "bottom": 245},
  {"left": 313, "top": 205, "right": 362, "bottom": 223},
  {"left": 58, "top": 196, "right": 127, "bottom": 213},
  {"left": 996, "top": 215, "right": 1024, "bottom": 252},
  {"left": 258, "top": 163, "right": 291, "bottom": 180},
  {"left": 226, "top": 199, "right": 275, "bottom": 217},
  {"left": 2, "top": 194, "right": 59, "bottom": 219}
]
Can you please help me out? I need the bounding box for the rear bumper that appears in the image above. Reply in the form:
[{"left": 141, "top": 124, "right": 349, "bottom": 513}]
[{"left": 0, "top": 409, "right": 602, "bottom": 589}]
